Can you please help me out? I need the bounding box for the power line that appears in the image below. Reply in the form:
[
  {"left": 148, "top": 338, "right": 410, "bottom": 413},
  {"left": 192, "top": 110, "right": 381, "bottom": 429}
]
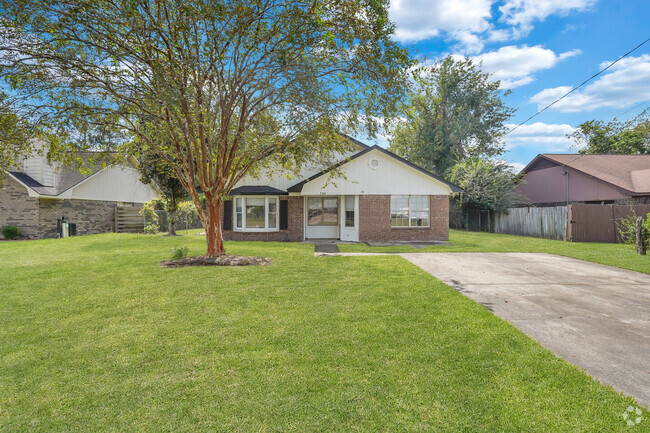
[
  {"left": 609, "top": 101, "right": 648, "bottom": 122},
  {"left": 506, "top": 36, "right": 650, "bottom": 135}
]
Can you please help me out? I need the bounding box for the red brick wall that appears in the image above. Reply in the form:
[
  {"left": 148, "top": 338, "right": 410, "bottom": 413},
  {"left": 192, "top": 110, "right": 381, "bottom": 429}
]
[
  {"left": 358, "top": 195, "right": 449, "bottom": 242},
  {"left": 222, "top": 196, "right": 304, "bottom": 241}
]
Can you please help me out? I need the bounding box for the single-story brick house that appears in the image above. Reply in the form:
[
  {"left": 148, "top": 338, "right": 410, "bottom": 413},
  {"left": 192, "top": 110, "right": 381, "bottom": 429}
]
[
  {"left": 221, "top": 138, "right": 461, "bottom": 242},
  {"left": 0, "top": 153, "right": 159, "bottom": 239}
]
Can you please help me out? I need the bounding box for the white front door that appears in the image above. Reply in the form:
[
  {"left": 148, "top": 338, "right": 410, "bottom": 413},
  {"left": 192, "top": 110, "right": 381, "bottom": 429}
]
[
  {"left": 305, "top": 196, "right": 340, "bottom": 239},
  {"left": 339, "top": 195, "right": 359, "bottom": 242}
]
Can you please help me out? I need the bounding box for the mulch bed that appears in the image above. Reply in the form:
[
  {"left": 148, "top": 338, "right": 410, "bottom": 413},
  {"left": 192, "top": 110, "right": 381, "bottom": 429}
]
[{"left": 161, "top": 255, "right": 272, "bottom": 268}]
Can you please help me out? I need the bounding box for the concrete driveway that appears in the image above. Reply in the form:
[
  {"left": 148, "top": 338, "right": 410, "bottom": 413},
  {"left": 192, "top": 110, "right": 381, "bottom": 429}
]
[{"left": 401, "top": 252, "right": 650, "bottom": 406}]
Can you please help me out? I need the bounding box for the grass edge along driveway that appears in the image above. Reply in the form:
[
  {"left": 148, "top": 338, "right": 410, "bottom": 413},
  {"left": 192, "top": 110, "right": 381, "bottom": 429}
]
[
  {"left": 339, "top": 229, "right": 650, "bottom": 275},
  {"left": 0, "top": 232, "right": 647, "bottom": 432}
]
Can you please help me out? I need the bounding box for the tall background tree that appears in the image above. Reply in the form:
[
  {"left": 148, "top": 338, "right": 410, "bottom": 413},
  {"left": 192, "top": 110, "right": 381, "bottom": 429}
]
[
  {"left": 137, "top": 152, "right": 188, "bottom": 236},
  {"left": 0, "top": 0, "right": 410, "bottom": 256},
  {"left": 448, "top": 158, "right": 524, "bottom": 215},
  {"left": 389, "top": 57, "right": 514, "bottom": 176},
  {"left": 569, "top": 114, "right": 650, "bottom": 154}
]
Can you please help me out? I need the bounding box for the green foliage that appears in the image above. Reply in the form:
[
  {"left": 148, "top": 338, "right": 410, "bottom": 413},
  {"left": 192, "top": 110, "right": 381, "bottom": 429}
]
[
  {"left": 170, "top": 246, "right": 190, "bottom": 260},
  {"left": 140, "top": 201, "right": 159, "bottom": 234},
  {"left": 448, "top": 158, "right": 524, "bottom": 213},
  {"left": 137, "top": 151, "right": 188, "bottom": 235},
  {"left": 1, "top": 225, "right": 19, "bottom": 240},
  {"left": 0, "top": 0, "right": 412, "bottom": 254},
  {"left": 390, "top": 57, "right": 515, "bottom": 176},
  {"left": 616, "top": 210, "right": 650, "bottom": 246},
  {"left": 176, "top": 201, "right": 202, "bottom": 231},
  {"left": 571, "top": 116, "right": 650, "bottom": 154}
]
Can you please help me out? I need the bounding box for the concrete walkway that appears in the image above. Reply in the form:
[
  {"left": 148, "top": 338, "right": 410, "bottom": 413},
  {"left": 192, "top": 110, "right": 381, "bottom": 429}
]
[{"left": 401, "top": 252, "right": 650, "bottom": 406}]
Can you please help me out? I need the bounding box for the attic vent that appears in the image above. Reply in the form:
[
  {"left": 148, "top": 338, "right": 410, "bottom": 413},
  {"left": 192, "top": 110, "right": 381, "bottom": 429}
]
[{"left": 368, "top": 158, "right": 379, "bottom": 170}]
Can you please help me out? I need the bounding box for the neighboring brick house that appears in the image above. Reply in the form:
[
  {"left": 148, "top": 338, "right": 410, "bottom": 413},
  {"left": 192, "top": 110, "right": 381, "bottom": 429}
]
[
  {"left": 516, "top": 154, "right": 650, "bottom": 206},
  {"left": 1, "top": 153, "right": 159, "bottom": 239},
  {"left": 221, "top": 139, "right": 461, "bottom": 242}
]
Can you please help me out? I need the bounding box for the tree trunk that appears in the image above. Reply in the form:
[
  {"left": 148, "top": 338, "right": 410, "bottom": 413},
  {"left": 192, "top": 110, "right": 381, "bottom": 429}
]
[
  {"left": 636, "top": 217, "right": 647, "bottom": 255},
  {"left": 168, "top": 194, "right": 177, "bottom": 236},
  {"left": 205, "top": 194, "right": 225, "bottom": 257}
]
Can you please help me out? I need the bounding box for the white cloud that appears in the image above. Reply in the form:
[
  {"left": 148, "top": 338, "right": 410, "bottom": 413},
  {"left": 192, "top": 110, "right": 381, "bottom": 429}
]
[
  {"left": 389, "top": 0, "right": 493, "bottom": 52},
  {"left": 473, "top": 45, "right": 580, "bottom": 89},
  {"left": 389, "top": 0, "right": 594, "bottom": 52},
  {"left": 499, "top": 0, "right": 596, "bottom": 37},
  {"left": 502, "top": 122, "right": 576, "bottom": 151},
  {"left": 507, "top": 162, "right": 527, "bottom": 173},
  {"left": 529, "top": 55, "right": 650, "bottom": 112}
]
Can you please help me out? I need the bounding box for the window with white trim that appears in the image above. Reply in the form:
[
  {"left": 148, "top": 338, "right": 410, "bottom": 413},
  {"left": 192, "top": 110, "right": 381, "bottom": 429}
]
[
  {"left": 390, "top": 195, "right": 429, "bottom": 227},
  {"left": 234, "top": 196, "right": 279, "bottom": 231}
]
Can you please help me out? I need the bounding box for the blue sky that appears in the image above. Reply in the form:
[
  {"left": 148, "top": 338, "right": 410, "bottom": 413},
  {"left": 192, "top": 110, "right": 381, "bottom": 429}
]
[{"left": 365, "top": 0, "right": 650, "bottom": 171}]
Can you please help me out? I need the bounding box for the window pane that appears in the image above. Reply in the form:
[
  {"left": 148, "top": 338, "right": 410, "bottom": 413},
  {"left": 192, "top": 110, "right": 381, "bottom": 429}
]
[
  {"left": 345, "top": 211, "right": 354, "bottom": 228},
  {"left": 268, "top": 198, "right": 277, "bottom": 229},
  {"left": 245, "top": 198, "right": 265, "bottom": 228},
  {"left": 410, "top": 211, "right": 429, "bottom": 227},
  {"left": 411, "top": 195, "right": 429, "bottom": 211},
  {"left": 235, "top": 198, "right": 243, "bottom": 229},
  {"left": 391, "top": 211, "right": 409, "bottom": 227},
  {"left": 345, "top": 195, "right": 354, "bottom": 211},
  {"left": 322, "top": 198, "right": 339, "bottom": 226},
  {"left": 391, "top": 195, "right": 409, "bottom": 212},
  {"left": 308, "top": 197, "right": 323, "bottom": 226}
]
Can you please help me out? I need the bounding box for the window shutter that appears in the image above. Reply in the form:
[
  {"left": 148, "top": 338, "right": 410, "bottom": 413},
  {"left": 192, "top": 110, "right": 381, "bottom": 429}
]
[
  {"left": 279, "top": 199, "right": 289, "bottom": 230},
  {"left": 223, "top": 200, "right": 232, "bottom": 231}
]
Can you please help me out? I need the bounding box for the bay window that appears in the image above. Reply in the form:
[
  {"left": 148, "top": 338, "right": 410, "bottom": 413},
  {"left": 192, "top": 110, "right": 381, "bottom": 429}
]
[
  {"left": 390, "top": 195, "right": 430, "bottom": 227},
  {"left": 234, "top": 196, "right": 279, "bottom": 231}
]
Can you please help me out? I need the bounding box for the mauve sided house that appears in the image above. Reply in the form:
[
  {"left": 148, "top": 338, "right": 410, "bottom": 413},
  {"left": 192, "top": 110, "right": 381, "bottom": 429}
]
[
  {"left": 221, "top": 137, "right": 461, "bottom": 242},
  {"left": 516, "top": 154, "right": 650, "bottom": 206}
]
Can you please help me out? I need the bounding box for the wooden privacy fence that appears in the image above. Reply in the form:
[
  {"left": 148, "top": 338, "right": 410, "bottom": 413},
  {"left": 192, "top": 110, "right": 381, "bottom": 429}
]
[
  {"left": 569, "top": 203, "right": 650, "bottom": 242},
  {"left": 493, "top": 203, "right": 650, "bottom": 242},
  {"left": 115, "top": 206, "right": 144, "bottom": 233},
  {"left": 494, "top": 206, "right": 568, "bottom": 241}
]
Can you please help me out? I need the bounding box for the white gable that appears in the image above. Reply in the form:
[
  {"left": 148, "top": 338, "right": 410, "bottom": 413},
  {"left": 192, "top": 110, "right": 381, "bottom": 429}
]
[
  {"left": 298, "top": 148, "right": 453, "bottom": 196},
  {"left": 64, "top": 166, "right": 159, "bottom": 203}
]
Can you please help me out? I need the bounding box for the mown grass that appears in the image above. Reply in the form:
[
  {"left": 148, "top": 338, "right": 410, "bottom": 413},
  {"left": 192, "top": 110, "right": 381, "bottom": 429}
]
[
  {"left": 0, "top": 233, "right": 645, "bottom": 432},
  {"left": 339, "top": 229, "right": 650, "bottom": 274}
]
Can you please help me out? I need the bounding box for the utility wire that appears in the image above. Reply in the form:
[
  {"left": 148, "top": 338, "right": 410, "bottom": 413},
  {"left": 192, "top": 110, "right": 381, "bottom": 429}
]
[{"left": 506, "top": 36, "right": 650, "bottom": 135}]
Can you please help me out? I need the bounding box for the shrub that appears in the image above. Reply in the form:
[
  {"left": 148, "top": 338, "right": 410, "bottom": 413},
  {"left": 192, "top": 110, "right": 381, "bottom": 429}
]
[
  {"left": 1, "top": 225, "right": 19, "bottom": 240},
  {"left": 616, "top": 209, "right": 649, "bottom": 244},
  {"left": 171, "top": 246, "right": 190, "bottom": 260},
  {"left": 144, "top": 223, "right": 159, "bottom": 235}
]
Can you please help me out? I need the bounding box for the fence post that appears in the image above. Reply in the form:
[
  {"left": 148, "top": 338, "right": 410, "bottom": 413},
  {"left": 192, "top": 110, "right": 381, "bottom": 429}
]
[{"left": 636, "top": 217, "right": 647, "bottom": 255}]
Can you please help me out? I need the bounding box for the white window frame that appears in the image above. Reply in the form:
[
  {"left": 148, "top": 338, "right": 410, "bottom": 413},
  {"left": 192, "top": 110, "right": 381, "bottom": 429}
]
[
  {"left": 390, "top": 195, "right": 430, "bottom": 228},
  {"left": 233, "top": 196, "right": 280, "bottom": 232}
]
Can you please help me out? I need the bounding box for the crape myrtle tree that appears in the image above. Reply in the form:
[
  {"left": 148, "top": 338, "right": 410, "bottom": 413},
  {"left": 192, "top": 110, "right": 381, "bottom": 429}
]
[
  {"left": 0, "top": 0, "right": 410, "bottom": 256},
  {"left": 389, "top": 57, "right": 514, "bottom": 177}
]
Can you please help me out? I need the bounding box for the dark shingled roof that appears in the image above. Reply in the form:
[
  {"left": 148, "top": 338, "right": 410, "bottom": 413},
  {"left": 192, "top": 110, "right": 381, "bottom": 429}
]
[
  {"left": 230, "top": 185, "right": 288, "bottom": 196},
  {"left": 523, "top": 154, "right": 650, "bottom": 194},
  {"left": 9, "top": 155, "right": 106, "bottom": 197},
  {"left": 287, "top": 145, "right": 462, "bottom": 193}
]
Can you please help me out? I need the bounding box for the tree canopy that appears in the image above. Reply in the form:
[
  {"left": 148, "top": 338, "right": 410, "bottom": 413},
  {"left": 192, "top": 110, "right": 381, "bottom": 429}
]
[
  {"left": 389, "top": 57, "right": 514, "bottom": 176},
  {"left": 570, "top": 116, "right": 650, "bottom": 155},
  {"left": 0, "top": 0, "right": 411, "bottom": 255},
  {"left": 448, "top": 158, "right": 524, "bottom": 213}
]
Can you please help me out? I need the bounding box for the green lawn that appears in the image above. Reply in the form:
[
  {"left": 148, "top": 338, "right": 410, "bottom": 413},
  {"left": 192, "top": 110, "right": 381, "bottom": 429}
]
[
  {"left": 339, "top": 229, "right": 650, "bottom": 274},
  {"left": 0, "top": 233, "right": 646, "bottom": 432}
]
